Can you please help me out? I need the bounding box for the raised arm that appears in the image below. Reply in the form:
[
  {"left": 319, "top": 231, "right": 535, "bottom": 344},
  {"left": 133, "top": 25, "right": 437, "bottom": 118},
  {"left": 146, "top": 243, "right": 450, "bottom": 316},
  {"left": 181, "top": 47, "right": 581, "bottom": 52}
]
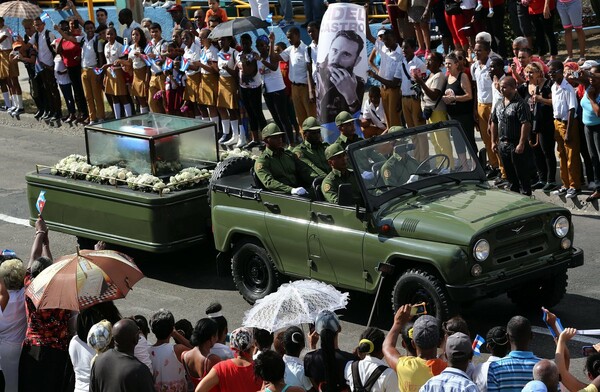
[
  {"left": 555, "top": 328, "right": 587, "bottom": 392},
  {"left": 383, "top": 304, "right": 411, "bottom": 368},
  {"left": 29, "top": 218, "right": 48, "bottom": 269}
]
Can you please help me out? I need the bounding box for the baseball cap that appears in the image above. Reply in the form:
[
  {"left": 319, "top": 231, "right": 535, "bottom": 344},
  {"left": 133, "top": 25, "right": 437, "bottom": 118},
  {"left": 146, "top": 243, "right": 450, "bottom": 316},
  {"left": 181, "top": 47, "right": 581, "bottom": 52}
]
[
  {"left": 325, "top": 143, "right": 345, "bottom": 160},
  {"left": 412, "top": 315, "right": 440, "bottom": 349},
  {"left": 580, "top": 60, "right": 599, "bottom": 70},
  {"left": 315, "top": 310, "right": 341, "bottom": 334},
  {"left": 262, "top": 123, "right": 285, "bottom": 139},
  {"left": 377, "top": 29, "right": 387, "bottom": 37},
  {"left": 335, "top": 111, "right": 355, "bottom": 126},
  {"left": 167, "top": 4, "right": 183, "bottom": 12},
  {"left": 522, "top": 381, "right": 548, "bottom": 392},
  {"left": 302, "top": 116, "right": 322, "bottom": 131},
  {"left": 445, "top": 332, "right": 473, "bottom": 361}
]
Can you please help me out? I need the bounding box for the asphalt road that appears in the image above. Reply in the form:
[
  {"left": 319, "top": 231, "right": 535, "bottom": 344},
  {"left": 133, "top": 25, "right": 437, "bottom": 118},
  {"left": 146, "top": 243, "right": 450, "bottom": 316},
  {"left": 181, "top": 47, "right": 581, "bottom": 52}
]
[{"left": 1, "top": 120, "right": 599, "bottom": 375}]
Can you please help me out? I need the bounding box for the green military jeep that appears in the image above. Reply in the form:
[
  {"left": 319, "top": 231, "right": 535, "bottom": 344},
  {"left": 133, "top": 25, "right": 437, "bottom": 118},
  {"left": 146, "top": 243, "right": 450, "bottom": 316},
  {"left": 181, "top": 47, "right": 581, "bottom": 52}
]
[{"left": 210, "top": 121, "right": 583, "bottom": 319}]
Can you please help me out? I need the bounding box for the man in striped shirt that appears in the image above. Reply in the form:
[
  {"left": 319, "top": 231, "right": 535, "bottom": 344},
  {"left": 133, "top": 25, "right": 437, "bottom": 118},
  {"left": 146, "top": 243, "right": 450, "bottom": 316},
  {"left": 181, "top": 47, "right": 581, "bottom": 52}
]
[{"left": 487, "top": 316, "right": 541, "bottom": 392}]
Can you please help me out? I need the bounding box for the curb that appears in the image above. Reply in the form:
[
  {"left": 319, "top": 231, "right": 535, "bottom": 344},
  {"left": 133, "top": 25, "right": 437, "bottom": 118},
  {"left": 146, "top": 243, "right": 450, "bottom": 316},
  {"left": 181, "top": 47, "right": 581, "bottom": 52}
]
[
  {"left": 529, "top": 189, "right": 600, "bottom": 217},
  {"left": 0, "top": 112, "right": 85, "bottom": 132}
]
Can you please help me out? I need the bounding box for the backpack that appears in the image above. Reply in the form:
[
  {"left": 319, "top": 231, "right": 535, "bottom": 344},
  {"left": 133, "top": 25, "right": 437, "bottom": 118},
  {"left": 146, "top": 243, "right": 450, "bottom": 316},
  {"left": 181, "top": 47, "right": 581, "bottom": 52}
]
[
  {"left": 351, "top": 361, "right": 388, "bottom": 392},
  {"left": 34, "top": 30, "right": 56, "bottom": 58}
]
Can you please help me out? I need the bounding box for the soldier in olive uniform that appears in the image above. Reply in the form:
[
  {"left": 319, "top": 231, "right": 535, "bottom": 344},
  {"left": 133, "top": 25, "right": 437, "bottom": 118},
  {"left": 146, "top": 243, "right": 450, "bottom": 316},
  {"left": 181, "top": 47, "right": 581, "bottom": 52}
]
[
  {"left": 321, "top": 144, "right": 361, "bottom": 205},
  {"left": 381, "top": 126, "right": 420, "bottom": 187},
  {"left": 292, "top": 117, "right": 330, "bottom": 178},
  {"left": 254, "top": 123, "right": 316, "bottom": 195},
  {"left": 332, "top": 111, "right": 363, "bottom": 148}
]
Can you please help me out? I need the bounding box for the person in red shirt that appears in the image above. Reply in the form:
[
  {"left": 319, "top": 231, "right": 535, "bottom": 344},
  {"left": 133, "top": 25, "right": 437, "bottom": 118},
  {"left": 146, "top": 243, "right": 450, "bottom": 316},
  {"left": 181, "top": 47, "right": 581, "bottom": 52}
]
[{"left": 54, "top": 20, "right": 89, "bottom": 123}]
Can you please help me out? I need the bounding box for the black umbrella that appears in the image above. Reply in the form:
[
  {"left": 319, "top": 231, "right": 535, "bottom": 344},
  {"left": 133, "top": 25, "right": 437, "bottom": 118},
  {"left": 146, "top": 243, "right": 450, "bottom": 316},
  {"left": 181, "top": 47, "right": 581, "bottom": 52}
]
[{"left": 208, "top": 16, "right": 269, "bottom": 40}]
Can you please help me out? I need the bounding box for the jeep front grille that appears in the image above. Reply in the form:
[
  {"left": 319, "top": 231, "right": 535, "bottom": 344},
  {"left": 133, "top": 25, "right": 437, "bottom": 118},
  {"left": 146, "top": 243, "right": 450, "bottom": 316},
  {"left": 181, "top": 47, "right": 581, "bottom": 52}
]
[{"left": 494, "top": 234, "right": 548, "bottom": 263}]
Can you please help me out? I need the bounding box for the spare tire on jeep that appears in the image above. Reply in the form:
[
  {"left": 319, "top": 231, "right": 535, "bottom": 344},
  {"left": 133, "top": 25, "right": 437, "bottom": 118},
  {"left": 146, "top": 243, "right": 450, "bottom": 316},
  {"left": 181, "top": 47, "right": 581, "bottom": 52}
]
[{"left": 208, "top": 156, "right": 255, "bottom": 203}]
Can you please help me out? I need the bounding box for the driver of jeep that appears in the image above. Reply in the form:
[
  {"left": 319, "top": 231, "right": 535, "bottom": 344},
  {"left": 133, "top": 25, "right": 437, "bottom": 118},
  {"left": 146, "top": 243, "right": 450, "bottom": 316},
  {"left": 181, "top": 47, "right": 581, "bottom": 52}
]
[
  {"left": 254, "top": 123, "right": 316, "bottom": 195},
  {"left": 381, "top": 127, "right": 420, "bottom": 187}
]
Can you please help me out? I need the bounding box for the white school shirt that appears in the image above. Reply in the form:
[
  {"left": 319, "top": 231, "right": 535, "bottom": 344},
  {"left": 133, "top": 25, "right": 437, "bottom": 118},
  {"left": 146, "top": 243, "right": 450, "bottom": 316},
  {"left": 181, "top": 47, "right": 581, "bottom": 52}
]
[
  {"left": 471, "top": 57, "right": 493, "bottom": 103},
  {"left": 0, "top": 26, "right": 13, "bottom": 50},
  {"left": 183, "top": 42, "right": 201, "bottom": 76},
  {"left": 344, "top": 355, "right": 398, "bottom": 392},
  {"left": 279, "top": 41, "right": 309, "bottom": 84},
  {"left": 104, "top": 40, "right": 123, "bottom": 66},
  {"left": 399, "top": 55, "right": 427, "bottom": 96},
  {"left": 54, "top": 55, "right": 71, "bottom": 85},
  {"left": 36, "top": 28, "right": 56, "bottom": 67},
  {"left": 81, "top": 35, "right": 99, "bottom": 68},
  {"left": 376, "top": 40, "right": 403, "bottom": 82},
  {"left": 552, "top": 78, "right": 578, "bottom": 121},
  {"left": 306, "top": 41, "right": 318, "bottom": 83},
  {"left": 199, "top": 45, "right": 218, "bottom": 74},
  {"left": 150, "top": 38, "right": 168, "bottom": 74},
  {"left": 128, "top": 45, "right": 147, "bottom": 69},
  {"left": 361, "top": 98, "right": 387, "bottom": 129},
  {"left": 217, "top": 47, "right": 237, "bottom": 77}
]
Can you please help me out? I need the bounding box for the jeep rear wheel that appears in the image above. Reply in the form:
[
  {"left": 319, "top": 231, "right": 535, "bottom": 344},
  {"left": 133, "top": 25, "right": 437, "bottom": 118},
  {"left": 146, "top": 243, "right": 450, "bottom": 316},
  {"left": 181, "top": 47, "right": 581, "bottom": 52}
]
[
  {"left": 392, "top": 269, "right": 455, "bottom": 321},
  {"left": 508, "top": 271, "right": 568, "bottom": 309},
  {"left": 231, "top": 240, "right": 279, "bottom": 304}
]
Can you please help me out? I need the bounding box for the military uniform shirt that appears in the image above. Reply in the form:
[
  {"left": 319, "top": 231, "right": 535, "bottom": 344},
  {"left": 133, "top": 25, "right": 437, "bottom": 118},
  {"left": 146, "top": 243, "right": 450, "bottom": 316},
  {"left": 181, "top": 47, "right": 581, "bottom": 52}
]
[
  {"left": 255, "top": 147, "right": 315, "bottom": 193},
  {"left": 333, "top": 133, "right": 363, "bottom": 149},
  {"left": 322, "top": 168, "right": 360, "bottom": 204},
  {"left": 382, "top": 152, "right": 420, "bottom": 187},
  {"left": 293, "top": 141, "right": 330, "bottom": 177}
]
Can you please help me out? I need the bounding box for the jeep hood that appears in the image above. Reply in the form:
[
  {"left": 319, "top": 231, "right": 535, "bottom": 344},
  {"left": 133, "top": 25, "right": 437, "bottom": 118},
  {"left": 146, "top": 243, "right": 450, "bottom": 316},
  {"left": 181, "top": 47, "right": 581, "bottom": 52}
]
[{"left": 381, "top": 186, "right": 558, "bottom": 245}]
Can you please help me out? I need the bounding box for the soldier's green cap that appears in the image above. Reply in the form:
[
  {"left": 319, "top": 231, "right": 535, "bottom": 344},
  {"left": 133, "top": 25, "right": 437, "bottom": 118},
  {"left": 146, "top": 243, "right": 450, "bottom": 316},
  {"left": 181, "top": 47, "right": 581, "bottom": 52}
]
[
  {"left": 325, "top": 143, "right": 346, "bottom": 160},
  {"left": 262, "top": 123, "right": 285, "bottom": 139},
  {"left": 302, "top": 116, "right": 322, "bottom": 131},
  {"left": 335, "top": 111, "right": 355, "bottom": 126},
  {"left": 388, "top": 125, "right": 406, "bottom": 133}
]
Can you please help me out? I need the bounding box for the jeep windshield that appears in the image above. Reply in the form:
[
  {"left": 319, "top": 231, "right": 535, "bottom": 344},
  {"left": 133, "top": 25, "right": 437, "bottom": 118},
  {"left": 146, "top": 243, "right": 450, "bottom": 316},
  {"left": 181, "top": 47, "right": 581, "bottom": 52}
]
[{"left": 346, "top": 121, "right": 487, "bottom": 210}]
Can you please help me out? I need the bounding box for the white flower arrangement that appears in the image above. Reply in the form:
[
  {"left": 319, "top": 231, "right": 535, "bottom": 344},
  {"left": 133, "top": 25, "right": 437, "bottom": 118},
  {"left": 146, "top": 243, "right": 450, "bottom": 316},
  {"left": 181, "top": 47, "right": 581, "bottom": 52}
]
[
  {"left": 49, "top": 155, "right": 214, "bottom": 195},
  {"left": 220, "top": 148, "right": 258, "bottom": 160}
]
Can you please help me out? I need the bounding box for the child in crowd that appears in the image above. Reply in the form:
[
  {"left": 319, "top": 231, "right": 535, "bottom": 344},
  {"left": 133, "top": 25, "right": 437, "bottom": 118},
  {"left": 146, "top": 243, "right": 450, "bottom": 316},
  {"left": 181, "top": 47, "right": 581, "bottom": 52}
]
[
  {"left": 103, "top": 27, "right": 131, "bottom": 119},
  {"left": 127, "top": 27, "right": 150, "bottom": 114},
  {"left": 360, "top": 86, "right": 387, "bottom": 138},
  {"left": 205, "top": 0, "right": 228, "bottom": 25},
  {"left": 53, "top": 39, "right": 75, "bottom": 124}
]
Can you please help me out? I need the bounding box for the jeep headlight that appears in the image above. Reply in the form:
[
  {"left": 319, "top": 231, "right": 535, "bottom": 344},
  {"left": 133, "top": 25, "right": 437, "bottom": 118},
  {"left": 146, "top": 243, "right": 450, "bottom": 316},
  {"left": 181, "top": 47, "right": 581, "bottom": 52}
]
[
  {"left": 473, "top": 239, "right": 490, "bottom": 261},
  {"left": 553, "top": 216, "right": 569, "bottom": 238}
]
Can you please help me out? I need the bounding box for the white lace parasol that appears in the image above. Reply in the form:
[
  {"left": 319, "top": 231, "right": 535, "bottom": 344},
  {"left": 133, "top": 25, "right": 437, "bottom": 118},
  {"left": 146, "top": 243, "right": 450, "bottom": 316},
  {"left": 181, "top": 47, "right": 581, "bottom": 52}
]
[{"left": 242, "top": 279, "right": 349, "bottom": 332}]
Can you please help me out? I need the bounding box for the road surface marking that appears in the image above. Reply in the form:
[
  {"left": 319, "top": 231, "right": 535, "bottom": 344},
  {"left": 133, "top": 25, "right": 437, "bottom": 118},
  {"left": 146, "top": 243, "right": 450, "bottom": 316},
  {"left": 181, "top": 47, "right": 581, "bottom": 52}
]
[
  {"left": 0, "top": 214, "right": 29, "bottom": 227},
  {"left": 532, "top": 326, "right": 599, "bottom": 344}
]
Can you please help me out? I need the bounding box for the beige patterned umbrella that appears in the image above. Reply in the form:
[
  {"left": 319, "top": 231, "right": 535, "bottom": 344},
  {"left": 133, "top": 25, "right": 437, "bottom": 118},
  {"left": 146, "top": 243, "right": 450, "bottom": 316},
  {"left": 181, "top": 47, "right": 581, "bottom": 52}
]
[
  {"left": 25, "top": 249, "right": 144, "bottom": 310},
  {"left": 0, "top": 1, "right": 42, "bottom": 20}
]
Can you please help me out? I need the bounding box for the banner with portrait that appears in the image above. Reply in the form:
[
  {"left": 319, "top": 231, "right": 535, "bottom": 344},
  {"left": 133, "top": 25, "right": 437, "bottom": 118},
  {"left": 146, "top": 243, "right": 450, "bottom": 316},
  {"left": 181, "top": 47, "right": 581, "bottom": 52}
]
[{"left": 316, "top": 3, "right": 368, "bottom": 143}]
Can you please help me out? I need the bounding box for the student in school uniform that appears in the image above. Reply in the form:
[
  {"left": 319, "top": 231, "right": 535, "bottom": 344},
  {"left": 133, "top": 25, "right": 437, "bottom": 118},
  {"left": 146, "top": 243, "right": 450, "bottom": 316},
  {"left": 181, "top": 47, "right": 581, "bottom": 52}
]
[
  {"left": 127, "top": 27, "right": 150, "bottom": 114},
  {"left": 103, "top": 26, "right": 131, "bottom": 118}
]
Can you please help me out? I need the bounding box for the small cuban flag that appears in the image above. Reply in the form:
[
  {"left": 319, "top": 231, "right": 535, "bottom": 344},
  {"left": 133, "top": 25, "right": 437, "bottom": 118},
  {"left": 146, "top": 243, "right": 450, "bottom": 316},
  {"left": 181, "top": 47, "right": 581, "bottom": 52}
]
[
  {"left": 472, "top": 334, "right": 485, "bottom": 356},
  {"left": 144, "top": 42, "right": 153, "bottom": 55},
  {"left": 93, "top": 67, "right": 103, "bottom": 75},
  {"left": 40, "top": 12, "right": 52, "bottom": 24},
  {"left": 108, "top": 66, "right": 116, "bottom": 78},
  {"left": 218, "top": 52, "right": 231, "bottom": 61},
  {"left": 180, "top": 57, "right": 190, "bottom": 72},
  {"left": 199, "top": 50, "right": 208, "bottom": 64},
  {"left": 266, "top": 13, "right": 273, "bottom": 24},
  {"left": 36, "top": 190, "right": 47, "bottom": 215},
  {"left": 542, "top": 311, "right": 564, "bottom": 338},
  {"left": 7, "top": 28, "right": 17, "bottom": 39},
  {"left": 140, "top": 54, "right": 153, "bottom": 67},
  {"left": 162, "top": 57, "right": 173, "bottom": 71},
  {"left": 121, "top": 44, "right": 131, "bottom": 56}
]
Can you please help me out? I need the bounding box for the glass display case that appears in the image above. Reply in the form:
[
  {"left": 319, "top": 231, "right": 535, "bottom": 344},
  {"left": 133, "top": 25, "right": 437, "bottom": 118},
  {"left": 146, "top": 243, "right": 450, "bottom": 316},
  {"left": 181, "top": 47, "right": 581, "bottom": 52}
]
[{"left": 84, "top": 114, "right": 219, "bottom": 177}]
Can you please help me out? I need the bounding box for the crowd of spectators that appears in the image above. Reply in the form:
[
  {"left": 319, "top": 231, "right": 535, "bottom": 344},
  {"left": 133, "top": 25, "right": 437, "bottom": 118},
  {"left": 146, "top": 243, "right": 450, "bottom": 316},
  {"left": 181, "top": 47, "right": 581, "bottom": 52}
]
[{"left": 1, "top": 218, "right": 600, "bottom": 391}]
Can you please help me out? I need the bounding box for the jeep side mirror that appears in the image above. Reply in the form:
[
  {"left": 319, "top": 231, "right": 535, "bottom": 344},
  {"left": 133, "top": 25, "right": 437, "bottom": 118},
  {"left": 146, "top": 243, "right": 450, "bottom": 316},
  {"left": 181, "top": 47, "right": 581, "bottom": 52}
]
[{"left": 337, "top": 184, "right": 355, "bottom": 207}]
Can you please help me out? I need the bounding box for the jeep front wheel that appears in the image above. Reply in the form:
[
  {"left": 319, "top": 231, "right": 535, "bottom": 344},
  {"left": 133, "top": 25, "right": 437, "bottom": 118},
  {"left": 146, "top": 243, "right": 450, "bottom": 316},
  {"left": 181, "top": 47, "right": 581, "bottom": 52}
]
[
  {"left": 231, "top": 241, "right": 280, "bottom": 304},
  {"left": 392, "top": 269, "right": 455, "bottom": 321},
  {"left": 507, "top": 271, "right": 568, "bottom": 309}
]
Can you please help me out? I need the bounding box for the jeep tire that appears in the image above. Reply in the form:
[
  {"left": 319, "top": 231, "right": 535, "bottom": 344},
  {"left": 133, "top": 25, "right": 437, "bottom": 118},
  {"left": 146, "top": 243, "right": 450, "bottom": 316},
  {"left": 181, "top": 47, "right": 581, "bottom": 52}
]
[
  {"left": 392, "top": 269, "right": 455, "bottom": 321},
  {"left": 231, "top": 240, "right": 280, "bottom": 304},
  {"left": 507, "top": 271, "right": 568, "bottom": 309}
]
